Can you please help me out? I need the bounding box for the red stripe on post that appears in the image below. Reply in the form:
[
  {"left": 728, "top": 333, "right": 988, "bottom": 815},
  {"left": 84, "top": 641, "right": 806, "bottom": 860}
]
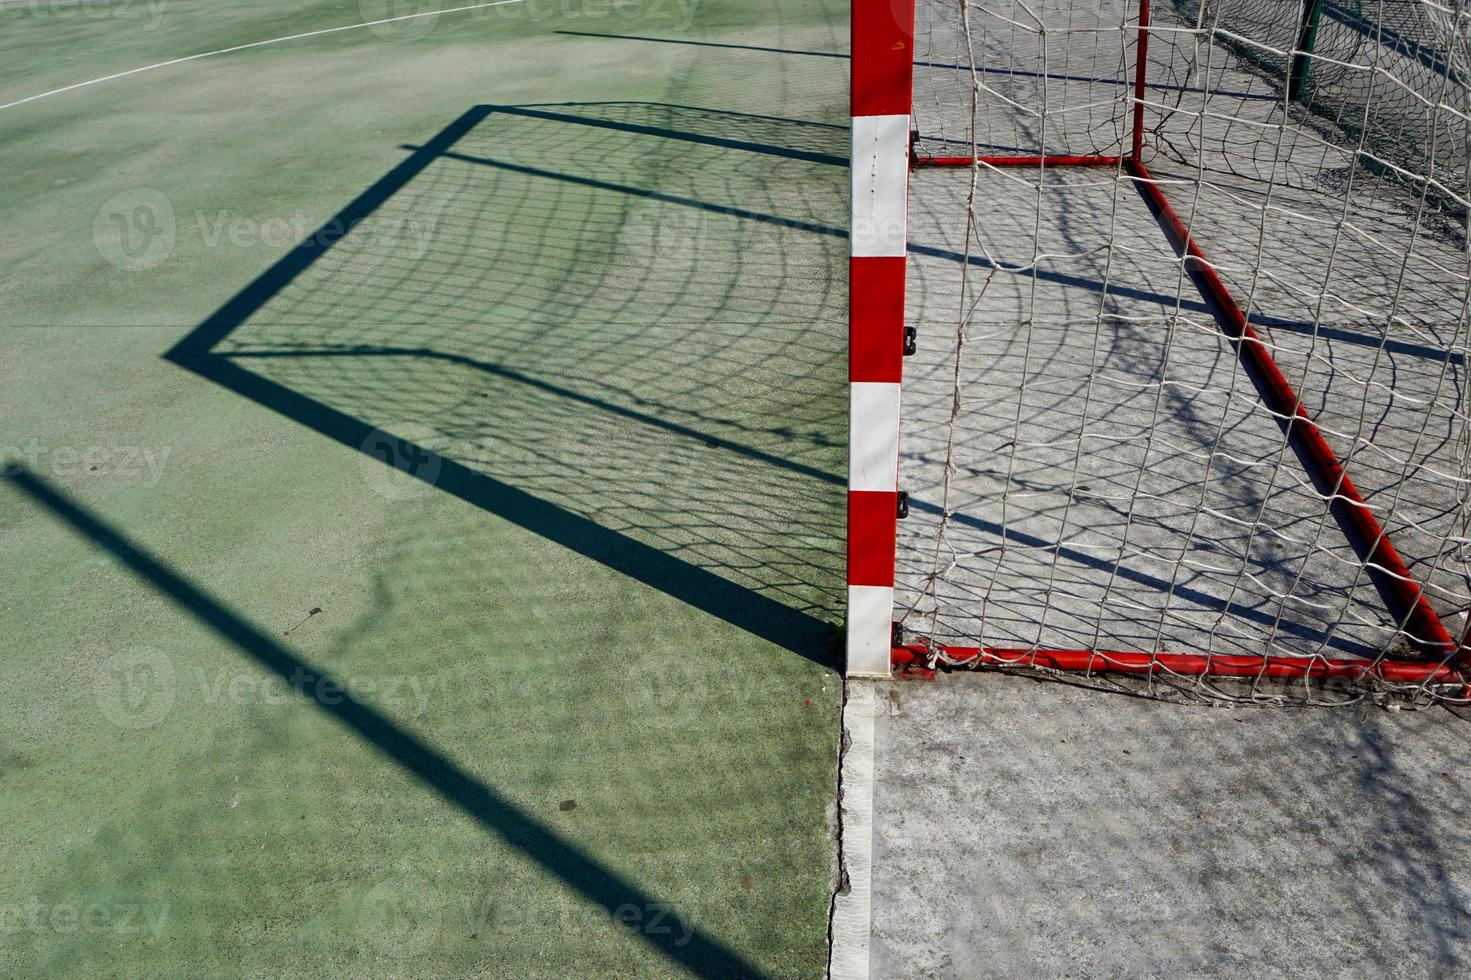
[
  {"left": 848, "top": 490, "right": 898, "bottom": 586},
  {"left": 852, "top": 0, "right": 916, "bottom": 117},
  {"left": 850, "top": 256, "right": 906, "bottom": 383}
]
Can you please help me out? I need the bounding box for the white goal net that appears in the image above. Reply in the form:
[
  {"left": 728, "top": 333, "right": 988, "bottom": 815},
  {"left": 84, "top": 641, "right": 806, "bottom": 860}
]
[{"left": 893, "top": 0, "right": 1471, "bottom": 702}]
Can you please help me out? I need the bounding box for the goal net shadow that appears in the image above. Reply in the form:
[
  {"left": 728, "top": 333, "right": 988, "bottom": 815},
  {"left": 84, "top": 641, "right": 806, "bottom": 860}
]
[{"left": 167, "top": 102, "right": 851, "bottom": 661}]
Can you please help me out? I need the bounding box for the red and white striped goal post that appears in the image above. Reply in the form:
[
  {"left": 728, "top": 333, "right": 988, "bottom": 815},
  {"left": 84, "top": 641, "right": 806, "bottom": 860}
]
[{"left": 843, "top": 0, "right": 1471, "bottom": 696}]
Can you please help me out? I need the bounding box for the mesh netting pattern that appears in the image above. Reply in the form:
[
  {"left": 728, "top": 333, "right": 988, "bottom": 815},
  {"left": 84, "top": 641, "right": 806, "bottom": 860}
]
[
  {"left": 211, "top": 104, "right": 849, "bottom": 629},
  {"left": 898, "top": 0, "right": 1471, "bottom": 703},
  {"left": 1181, "top": 0, "right": 1471, "bottom": 214}
]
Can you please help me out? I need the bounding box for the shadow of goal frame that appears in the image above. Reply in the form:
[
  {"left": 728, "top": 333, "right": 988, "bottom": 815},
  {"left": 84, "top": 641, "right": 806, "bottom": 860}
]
[{"left": 845, "top": 0, "right": 1471, "bottom": 700}]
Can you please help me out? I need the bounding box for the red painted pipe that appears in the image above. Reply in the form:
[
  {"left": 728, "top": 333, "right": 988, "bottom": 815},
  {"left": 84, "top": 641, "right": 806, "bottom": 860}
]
[
  {"left": 892, "top": 645, "right": 1465, "bottom": 685},
  {"left": 1131, "top": 0, "right": 1151, "bottom": 162},
  {"left": 913, "top": 153, "right": 1121, "bottom": 168},
  {"left": 1127, "top": 159, "right": 1461, "bottom": 663}
]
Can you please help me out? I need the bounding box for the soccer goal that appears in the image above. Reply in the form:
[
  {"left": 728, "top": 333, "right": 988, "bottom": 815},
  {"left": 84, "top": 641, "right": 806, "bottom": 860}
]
[{"left": 847, "top": 0, "right": 1471, "bottom": 702}]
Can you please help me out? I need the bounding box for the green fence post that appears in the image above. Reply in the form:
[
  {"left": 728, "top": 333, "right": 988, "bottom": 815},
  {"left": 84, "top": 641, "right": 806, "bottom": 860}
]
[{"left": 1288, "top": 0, "right": 1327, "bottom": 100}]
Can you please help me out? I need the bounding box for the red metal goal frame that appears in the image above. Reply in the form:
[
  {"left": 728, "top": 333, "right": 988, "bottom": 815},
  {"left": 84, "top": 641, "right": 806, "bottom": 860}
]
[{"left": 848, "top": 0, "right": 1469, "bottom": 688}]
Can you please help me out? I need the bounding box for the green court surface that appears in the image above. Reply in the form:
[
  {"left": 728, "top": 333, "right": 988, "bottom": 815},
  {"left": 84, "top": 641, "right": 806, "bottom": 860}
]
[{"left": 0, "top": 1, "right": 848, "bottom": 976}]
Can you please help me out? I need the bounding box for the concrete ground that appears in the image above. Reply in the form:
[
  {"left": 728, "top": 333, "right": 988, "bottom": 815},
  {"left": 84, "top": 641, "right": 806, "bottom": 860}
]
[
  {"left": 837, "top": 1, "right": 1471, "bottom": 978},
  {"left": 9, "top": 0, "right": 1470, "bottom": 976},
  {"left": 867, "top": 674, "right": 1471, "bottom": 978}
]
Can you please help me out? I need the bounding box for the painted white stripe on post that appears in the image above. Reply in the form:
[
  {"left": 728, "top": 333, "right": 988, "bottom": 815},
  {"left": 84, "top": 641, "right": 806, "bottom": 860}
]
[
  {"left": 850, "top": 113, "right": 911, "bottom": 257},
  {"left": 849, "top": 382, "right": 901, "bottom": 492},
  {"left": 828, "top": 681, "right": 878, "bottom": 979},
  {"left": 846, "top": 584, "right": 894, "bottom": 677}
]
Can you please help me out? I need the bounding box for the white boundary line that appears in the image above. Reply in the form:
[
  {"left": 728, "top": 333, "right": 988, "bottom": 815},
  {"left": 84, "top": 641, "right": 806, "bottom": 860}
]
[
  {"left": 828, "top": 681, "right": 877, "bottom": 979},
  {"left": 0, "top": 0, "right": 525, "bottom": 111}
]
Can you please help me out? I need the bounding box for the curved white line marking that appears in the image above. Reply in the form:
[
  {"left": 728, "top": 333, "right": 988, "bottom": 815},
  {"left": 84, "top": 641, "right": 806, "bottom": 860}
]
[{"left": 1, "top": 0, "right": 526, "bottom": 111}]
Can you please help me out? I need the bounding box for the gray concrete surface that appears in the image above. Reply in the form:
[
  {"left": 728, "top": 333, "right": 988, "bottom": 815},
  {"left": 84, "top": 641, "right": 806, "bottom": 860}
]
[
  {"left": 851, "top": 3, "right": 1471, "bottom": 978},
  {"left": 868, "top": 674, "right": 1471, "bottom": 978}
]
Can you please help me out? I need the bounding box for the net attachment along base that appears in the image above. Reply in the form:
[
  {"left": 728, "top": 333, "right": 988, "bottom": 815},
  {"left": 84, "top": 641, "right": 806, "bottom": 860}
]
[
  {"left": 892, "top": 638, "right": 1468, "bottom": 695},
  {"left": 908, "top": 126, "right": 1125, "bottom": 170}
]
